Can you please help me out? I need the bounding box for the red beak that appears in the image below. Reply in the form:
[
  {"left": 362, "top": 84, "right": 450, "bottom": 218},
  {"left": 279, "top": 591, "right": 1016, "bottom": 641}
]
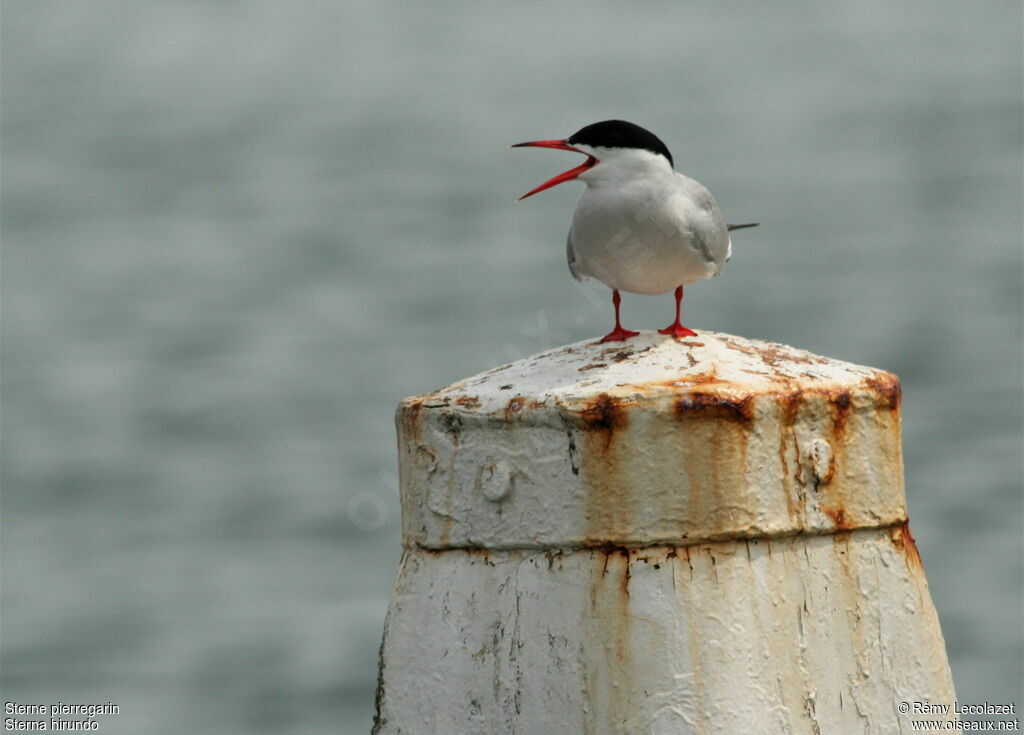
[{"left": 511, "top": 139, "right": 598, "bottom": 200}]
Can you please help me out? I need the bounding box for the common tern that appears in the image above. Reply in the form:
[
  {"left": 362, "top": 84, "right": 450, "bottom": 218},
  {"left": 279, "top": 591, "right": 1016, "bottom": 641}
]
[{"left": 513, "top": 120, "right": 756, "bottom": 342}]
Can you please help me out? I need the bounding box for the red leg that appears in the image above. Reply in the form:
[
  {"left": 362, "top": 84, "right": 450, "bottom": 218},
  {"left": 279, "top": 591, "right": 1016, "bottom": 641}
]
[
  {"left": 658, "top": 285, "right": 698, "bottom": 338},
  {"left": 598, "top": 289, "right": 640, "bottom": 343}
]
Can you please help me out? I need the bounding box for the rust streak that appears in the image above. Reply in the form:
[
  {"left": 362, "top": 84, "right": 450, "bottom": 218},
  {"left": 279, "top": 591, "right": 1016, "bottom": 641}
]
[
  {"left": 400, "top": 398, "right": 425, "bottom": 442},
  {"left": 605, "top": 345, "right": 652, "bottom": 362},
  {"left": 578, "top": 393, "right": 627, "bottom": 453},
  {"left": 721, "top": 337, "right": 828, "bottom": 367},
  {"left": 822, "top": 506, "right": 851, "bottom": 531},
  {"left": 864, "top": 373, "right": 902, "bottom": 410},
  {"left": 578, "top": 363, "right": 607, "bottom": 372},
  {"left": 774, "top": 390, "right": 805, "bottom": 518},
  {"left": 454, "top": 395, "right": 481, "bottom": 409},
  {"left": 892, "top": 520, "right": 923, "bottom": 569},
  {"left": 504, "top": 396, "right": 527, "bottom": 420},
  {"left": 781, "top": 391, "right": 803, "bottom": 426},
  {"left": 779, "top": 430, "right": 795, "bottom": 520},
  {"left": 832, "top": 391, "right": 852, "bottom": 441},
  {"left": 674, "top": 392, "right": 754, "bottom": 423},
  {"left": 655, "top": 371, "right": 720, "bottom": 389}
]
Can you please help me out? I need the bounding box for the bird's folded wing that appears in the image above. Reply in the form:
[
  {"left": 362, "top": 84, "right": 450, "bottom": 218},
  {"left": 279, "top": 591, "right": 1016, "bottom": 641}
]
[{"left": 686, "top": 180, "right": 730, "bottom": 269}]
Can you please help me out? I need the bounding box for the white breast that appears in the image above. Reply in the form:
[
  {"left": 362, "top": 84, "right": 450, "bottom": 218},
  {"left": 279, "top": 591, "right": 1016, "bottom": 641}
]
[{"left": 568, "top": 166, "right": 728, "bottom": 295}]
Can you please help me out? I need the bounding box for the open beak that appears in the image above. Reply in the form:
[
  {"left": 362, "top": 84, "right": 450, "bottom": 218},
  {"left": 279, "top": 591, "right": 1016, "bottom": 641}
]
[{"left": 511, "top": 139, "right": 598, "bottom": 200}]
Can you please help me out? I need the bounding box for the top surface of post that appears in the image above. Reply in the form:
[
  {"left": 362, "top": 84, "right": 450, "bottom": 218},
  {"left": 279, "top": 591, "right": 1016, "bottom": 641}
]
[{"left": 398, "top": 331, "right": 905, "bottom": 550}]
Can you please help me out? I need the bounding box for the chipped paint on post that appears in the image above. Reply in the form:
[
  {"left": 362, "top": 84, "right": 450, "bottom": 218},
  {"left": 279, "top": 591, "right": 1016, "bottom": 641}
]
[
  {"left": 397, "top": 332, "right": 906, "bottom": 549},
  {"left": 374, "top": 331, "right": 958, "bottom": 734}
]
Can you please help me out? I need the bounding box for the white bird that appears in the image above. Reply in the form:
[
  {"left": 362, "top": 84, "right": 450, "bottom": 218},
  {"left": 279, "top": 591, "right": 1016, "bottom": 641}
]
[{"left": 513, "top": 120, "right": 757, "bottom": 342}]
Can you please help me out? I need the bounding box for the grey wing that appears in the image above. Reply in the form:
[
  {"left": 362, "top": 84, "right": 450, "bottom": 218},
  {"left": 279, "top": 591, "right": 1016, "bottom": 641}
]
[
  {"left": 683, "top": 177, "right": 730, "bottom": 272},
  {"left": 566, "top": 228, "right": 583, "bottom": 281}
]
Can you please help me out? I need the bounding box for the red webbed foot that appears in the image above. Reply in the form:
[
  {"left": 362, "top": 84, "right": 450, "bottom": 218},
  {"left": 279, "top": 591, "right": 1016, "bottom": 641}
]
[
  {"left": 659, "top": 286, "right": 697, "bottom": 339},
  {"left": 598, "top": 326, "right": 640, "bottom": 343},
  {"left": 658, "top": 323, "right": 698, "bottom": 339},
  {"left": 596, "top": 289, "right": 639, "bottom": 343}
]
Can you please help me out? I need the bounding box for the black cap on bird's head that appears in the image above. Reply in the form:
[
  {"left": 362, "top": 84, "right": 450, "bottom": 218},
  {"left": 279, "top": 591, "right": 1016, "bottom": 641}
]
[
  {"left": 566, "top": 120, "right": 673, "bottom": 166},
  {"left": 512, "top": 119, "right": 673, "bottom": 200}
]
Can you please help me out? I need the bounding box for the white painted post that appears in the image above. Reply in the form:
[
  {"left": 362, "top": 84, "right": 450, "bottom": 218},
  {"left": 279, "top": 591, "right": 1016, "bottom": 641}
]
[{"left": 373, "top": 331, "right": 958, "bottom": 734}]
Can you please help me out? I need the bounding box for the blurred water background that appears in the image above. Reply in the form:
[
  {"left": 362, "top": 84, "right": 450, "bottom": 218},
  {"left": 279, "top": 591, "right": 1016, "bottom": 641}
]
[{"left": 2, "top": 2, "right": 1021, "bottom": 733}]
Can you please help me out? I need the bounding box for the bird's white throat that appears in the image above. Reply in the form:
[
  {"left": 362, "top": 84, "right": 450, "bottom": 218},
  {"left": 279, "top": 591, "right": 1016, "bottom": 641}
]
[{"left": 573, "top": 145, "right": 675, "bottom": 188}]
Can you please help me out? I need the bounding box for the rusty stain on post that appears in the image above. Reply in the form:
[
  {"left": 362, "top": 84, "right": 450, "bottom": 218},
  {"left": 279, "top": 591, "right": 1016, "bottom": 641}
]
[
  {"left": 578, "top": 392, "right": 627, "bottom": 448},
  {"left": 376, "top": 330, "right": 958, "bottom": 734},
  {"left": 397, "top": 331, "right": 912, "bottom": 549},
  {"left": 893, "top": 519, "right": 923, "bottom": 569}
]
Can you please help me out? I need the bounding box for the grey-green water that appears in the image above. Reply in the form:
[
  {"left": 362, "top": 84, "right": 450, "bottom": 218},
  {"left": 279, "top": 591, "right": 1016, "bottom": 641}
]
[{"left": 2, "top": 3, "right": 1021, "bottom": 733}]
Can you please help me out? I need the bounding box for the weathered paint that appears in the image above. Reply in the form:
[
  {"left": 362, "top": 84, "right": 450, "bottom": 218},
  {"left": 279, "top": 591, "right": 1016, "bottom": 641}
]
[
  {"left": 397, "top": 331, "right": 907, "bottom": 549},
  {"left": 376, "top": 331, "right": 957, "bottom": 734},
  {"left": 374, "top": 531, "right": 957, "bottom": 734}
]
